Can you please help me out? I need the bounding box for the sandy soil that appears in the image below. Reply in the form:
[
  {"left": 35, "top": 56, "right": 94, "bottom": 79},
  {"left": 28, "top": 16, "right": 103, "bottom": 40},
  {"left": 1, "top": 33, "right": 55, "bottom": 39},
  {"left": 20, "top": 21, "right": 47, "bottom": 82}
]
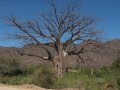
[
  {"left": 0, "top": 84, "right": 51, "bottom": 90},
  {"left": 0, "top": 84, "right": 79, "bottom": 90}
]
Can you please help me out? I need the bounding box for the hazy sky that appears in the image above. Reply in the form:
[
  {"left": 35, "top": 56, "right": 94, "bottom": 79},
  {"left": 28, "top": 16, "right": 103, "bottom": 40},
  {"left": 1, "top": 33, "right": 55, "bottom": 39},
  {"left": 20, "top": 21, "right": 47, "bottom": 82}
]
[{"left": 0, "top": 0, "right": 120, "bottom": 47}]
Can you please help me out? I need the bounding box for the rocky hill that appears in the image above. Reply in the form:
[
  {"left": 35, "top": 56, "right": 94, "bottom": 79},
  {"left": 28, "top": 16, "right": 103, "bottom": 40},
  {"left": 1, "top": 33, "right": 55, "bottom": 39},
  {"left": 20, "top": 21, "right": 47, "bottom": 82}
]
[{"left": 0, "top": 39, "right": 120, "bottom": 68}]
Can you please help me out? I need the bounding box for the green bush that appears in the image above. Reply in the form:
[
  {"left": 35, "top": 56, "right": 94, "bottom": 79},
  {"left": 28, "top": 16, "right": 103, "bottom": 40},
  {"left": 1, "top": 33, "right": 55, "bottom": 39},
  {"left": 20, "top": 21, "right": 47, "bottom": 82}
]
[
  {"left": 112, "top": 58, "right": 120, "bottom": 71},
  {"left": 94, "top": 67, "right": 110, "bottom": 78},
  {"left": 116, "top": 77, "right": 120, "bottom": 89},
  {"left": 21, "top": 65, "right": 39, "bottom": 75},
  {"left": 80, "top": 68, "right": 92, "bottom": 76},
  {"left": 0, "top": 76, "right": 9, "bottom": 84},
  {"left": 32, "top": 65, "right": 56, "bottom": 89},
  {"left": 0, "top": 57, "right": 23, "bottom": 76}
]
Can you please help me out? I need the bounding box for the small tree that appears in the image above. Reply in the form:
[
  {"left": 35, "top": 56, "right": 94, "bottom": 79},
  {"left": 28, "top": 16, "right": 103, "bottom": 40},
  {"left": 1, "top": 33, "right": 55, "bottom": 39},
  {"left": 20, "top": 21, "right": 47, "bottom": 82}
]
[{"left": 6, "top": 0, "right": 101, "bottom": 77}]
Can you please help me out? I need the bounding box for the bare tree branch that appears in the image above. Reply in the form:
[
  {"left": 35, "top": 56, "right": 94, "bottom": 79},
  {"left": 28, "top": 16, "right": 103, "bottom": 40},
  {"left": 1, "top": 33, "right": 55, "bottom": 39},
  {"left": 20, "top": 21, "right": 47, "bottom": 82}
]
[{"left": 6, "top": 0, "right": 102, "bottom": 76}]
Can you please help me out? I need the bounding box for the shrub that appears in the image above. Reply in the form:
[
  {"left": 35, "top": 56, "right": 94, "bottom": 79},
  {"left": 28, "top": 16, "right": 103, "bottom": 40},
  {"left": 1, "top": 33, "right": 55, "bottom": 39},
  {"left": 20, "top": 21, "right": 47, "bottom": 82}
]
[
  {"left": 21, "top": 65, "right": 39, "bottom": 75},
  {"left": 32, "top": 65, "right": 56, "bottom": 89},
  {"left": 116, "top": 77, "right": 120, "bottom": 89},
  {"left": 94, "top": 67, "right": 110, "bottom": 78},
  {"left": 0, "top": 57, "right": 23, "bottom": 76},
  {"left": 112, "top": 58, "right": 120, "bottom": 71},
  {"left": 80, "top": 68, "right": 92, "bottom": 76},
  {"left": 0, "top": 76, "right": 9, "bottom": 84}
]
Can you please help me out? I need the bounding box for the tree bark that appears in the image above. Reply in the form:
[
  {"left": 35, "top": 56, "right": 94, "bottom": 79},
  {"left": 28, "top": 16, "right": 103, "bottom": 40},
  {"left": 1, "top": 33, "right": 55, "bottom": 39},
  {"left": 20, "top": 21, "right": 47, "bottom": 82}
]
[{"left": 53, "top": 44, "right": 67, "bottom": 77}]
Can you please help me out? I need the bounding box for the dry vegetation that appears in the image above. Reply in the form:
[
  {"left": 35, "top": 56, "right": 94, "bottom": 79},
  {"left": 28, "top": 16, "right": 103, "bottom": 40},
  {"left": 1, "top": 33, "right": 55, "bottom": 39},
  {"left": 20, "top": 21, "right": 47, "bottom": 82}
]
[{"left": 0, "top": 56, "right": 120, "bottom": 90}]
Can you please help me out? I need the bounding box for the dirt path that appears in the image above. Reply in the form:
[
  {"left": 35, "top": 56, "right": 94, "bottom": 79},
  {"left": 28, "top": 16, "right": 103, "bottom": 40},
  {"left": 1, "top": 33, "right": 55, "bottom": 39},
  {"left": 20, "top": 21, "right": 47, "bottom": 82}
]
[
  {"left": 0, "top": 84, "right": 50, "bottom": 90},
  {"left": 0, "top": 86, "right": 24, "bottom": 90},
  {"left": 0, "top": 84, "right": 79, "bottom": 90}
]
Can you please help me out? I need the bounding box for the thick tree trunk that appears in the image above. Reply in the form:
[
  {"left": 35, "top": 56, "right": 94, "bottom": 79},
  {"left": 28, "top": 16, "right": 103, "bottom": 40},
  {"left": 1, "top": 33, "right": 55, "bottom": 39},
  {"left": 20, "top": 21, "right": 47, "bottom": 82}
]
[
  {"left": 53, "top": 56, "right": 62, "bottom": 77},
  {"left": 53, "top": 56, "right": 66, "bottom": 77},
  {"left": 53, "top": 45, "right": 67, "bottom": 77}
]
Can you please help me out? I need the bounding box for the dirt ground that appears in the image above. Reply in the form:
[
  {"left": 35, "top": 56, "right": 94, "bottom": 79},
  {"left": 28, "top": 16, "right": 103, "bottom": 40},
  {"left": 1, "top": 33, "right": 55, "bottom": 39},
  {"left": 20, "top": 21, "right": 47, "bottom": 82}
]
[
  {"left": 0, "top": 84, "right": 51, "bottom": 90},
  {"left": 0, "top": 84, "right": 79, "bottom": 90}
]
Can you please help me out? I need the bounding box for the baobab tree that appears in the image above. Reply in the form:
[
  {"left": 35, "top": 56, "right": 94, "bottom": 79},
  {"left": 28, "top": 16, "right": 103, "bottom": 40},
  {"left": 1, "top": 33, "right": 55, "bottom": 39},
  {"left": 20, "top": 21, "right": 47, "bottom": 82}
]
[{"left": 7, "top": 0, "right": 101, "bottom": 77}]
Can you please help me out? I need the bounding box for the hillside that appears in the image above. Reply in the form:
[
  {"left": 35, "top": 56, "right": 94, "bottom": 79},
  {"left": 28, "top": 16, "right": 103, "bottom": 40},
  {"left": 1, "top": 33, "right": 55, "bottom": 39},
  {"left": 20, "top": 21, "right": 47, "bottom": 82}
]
[{"left": 0, "top": 39, "right": 120, "bottom": 68}]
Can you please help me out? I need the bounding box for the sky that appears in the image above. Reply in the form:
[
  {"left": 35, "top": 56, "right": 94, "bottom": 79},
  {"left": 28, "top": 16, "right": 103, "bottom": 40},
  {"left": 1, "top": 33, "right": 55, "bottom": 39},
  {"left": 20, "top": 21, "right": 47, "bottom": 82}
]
[{"left": 0, "top": 0, "right": 120, "bottom": 47}]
